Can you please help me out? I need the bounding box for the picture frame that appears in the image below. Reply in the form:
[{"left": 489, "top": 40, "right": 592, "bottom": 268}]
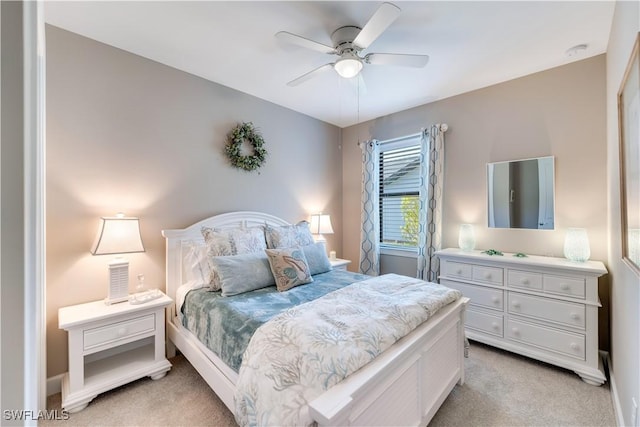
[{"left": 617, "top": 32, "right": 640, "bottom": 276}]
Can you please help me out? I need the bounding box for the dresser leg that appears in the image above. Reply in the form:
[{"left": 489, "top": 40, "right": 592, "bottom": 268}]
[{"left": 577, "top": 372, "right": 605, "bottom": 386}]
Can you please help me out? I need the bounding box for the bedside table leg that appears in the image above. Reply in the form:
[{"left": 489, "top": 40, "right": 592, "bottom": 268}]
[{"left": 150, "top": 371, "right": 167, "bottom": 380}]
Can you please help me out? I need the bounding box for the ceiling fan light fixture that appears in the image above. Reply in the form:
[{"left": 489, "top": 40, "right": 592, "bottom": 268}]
[{"left": 334, "top": 57, "right": 363, "bottom": 79}]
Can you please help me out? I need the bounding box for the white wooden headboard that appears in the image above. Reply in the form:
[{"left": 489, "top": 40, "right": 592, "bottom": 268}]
[{"left": 161, "top": 211, "right": 291, "bottom": 316}]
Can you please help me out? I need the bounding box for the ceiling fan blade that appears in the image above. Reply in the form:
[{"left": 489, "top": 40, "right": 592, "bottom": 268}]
[
  {"left": 353, "top": 2, "right": 401, "bottom": 49},
  {"left": 365, "top": 53, "right": 430, "bottom": 68},
  {"left": 275, "top": 31, "right": 336, "bottom": 54},
  {"left": 287, "top": 63, "right": 335, "bottom": 87}
]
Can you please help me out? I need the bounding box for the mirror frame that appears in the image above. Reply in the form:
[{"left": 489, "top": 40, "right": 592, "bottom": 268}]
[
  {"left": 487, "top": 156, "right": 555, "bottom": 230},
  {"left": 617, "top": 32, "right": 640, "bottom": 276}
]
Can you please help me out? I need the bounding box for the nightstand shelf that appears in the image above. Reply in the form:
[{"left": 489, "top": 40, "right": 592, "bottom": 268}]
[{"left": 59, "top": 293, "right": 172, "bottom": 412}]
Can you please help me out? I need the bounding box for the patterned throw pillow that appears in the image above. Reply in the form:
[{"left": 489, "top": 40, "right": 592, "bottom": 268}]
[
  {"left": 264, "top": 222, "right": 314, "bottom": 249},
  {"left": 200, "top": 226, "right": 268, "bottom": 291},
  {"left": 265, "top": 247, "right": 313, "bottom": 291}
]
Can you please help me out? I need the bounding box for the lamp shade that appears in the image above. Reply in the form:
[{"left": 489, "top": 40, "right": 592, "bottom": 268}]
[
  {"left": 309, "top": 214, "right": 334, "bottom": 235},
  {"left": 458, "top": 224, "right": 476, "bottom": 251},
  {"left": 91, "top": 214, "right": 145, "bottom": 255},
  {"left": 563, "top": 228, "right": 590, "bottom": 262}
]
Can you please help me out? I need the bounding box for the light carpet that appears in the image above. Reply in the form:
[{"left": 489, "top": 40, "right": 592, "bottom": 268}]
[{"left": 42, "top": 341, "right": 615, "bottom": 426}]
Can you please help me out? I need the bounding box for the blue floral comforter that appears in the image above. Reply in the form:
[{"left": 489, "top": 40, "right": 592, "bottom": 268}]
[
  {"left": 234, "top": 273, "right": 463, "bottom": 427},
  {"left": 181, "top": 269, "right": 369, "bottom": 372}
]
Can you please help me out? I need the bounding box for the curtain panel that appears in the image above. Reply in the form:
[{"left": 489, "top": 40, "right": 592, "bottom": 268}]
[
  {"left": 359, "top": 140, "right": 380, "bottom": 275},
  {"left": 417, "top": 124, "right": 446, "bottom": 281}
]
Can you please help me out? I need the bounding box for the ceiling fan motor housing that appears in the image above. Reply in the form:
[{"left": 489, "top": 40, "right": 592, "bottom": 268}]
[{"left": 331, "top": 26, "right": 363, "bottom": 55}]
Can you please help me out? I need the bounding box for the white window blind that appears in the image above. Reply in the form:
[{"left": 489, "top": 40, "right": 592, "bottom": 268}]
[{"left": 379, "top": 135, "right": 422, "bottom": 249}]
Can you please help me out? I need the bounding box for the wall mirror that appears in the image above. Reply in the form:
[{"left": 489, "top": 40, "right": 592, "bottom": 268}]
[{"left": 487, "top": 156, "right": 555, "bottom": 229}]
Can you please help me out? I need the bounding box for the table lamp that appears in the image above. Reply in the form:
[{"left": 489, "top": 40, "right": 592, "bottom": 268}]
[
  {"left": 91, "top": 213, "right": 145, "bottom": 304},
  {"left": 309, "top": 214, "right": 334, "bottom": 243}
]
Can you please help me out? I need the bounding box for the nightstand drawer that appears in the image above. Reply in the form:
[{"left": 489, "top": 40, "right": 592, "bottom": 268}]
[{"left": 84, "top": 314, "right": 155, "bottom": 351}]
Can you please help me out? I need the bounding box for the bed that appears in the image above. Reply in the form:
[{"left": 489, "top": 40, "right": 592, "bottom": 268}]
[{"left": 162, "top": 211, "right": 469, "bottom": 426}]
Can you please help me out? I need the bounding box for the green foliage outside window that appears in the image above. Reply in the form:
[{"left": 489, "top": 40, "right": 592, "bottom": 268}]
[{"left": 400, "top": 196, "right": 419, "bottom": 246}]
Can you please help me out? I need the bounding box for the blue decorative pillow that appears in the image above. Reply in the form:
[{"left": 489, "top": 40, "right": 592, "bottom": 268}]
[
  {"left": 302, "top": 242, "right": 332, "bottom": 275},
  {"left": 265, "top": 247, "right": 313, "bottom": 291},
  {"left": 210, "top": 252, "right": 275, "bottom": 297}
]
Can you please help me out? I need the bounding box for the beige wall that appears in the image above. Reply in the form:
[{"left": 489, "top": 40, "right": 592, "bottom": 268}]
[
  {"left": 45, "top": 26, "right": 342, "bottom": 377},
  {"left": 605, "top": 2, "right": 640, "bottom": 426},
  {"left": 342, "top": 55, "right": 609, "bottom": 344}
]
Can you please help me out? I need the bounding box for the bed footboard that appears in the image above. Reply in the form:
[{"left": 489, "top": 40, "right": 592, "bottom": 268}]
[{"left": 309, "top": 297, "right": 468, "bottom": 426}]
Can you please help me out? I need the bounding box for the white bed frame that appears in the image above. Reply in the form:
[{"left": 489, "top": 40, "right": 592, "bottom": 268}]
[{"left": 162, "top": 211, "right": 469, "bottom": 426}]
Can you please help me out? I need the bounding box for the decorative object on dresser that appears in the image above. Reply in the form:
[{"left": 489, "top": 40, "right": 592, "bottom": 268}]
[
  {"left": 436, "top": 248, "right": 608, "bottom": 385},
  {"left": 563, "top": 228, "right": 591, "bottom": 262},
  {"left": 458, "top": 224, "right": 476, "bottom": 251},
  {"left": 58, "top": 292, "right": 173, "bottom": 412},
  {"left": 90, "top": 213, "right": 145, "bottom": 304},
  {"left": 309, "top": 213, "right": 334, "bottom": 243}
]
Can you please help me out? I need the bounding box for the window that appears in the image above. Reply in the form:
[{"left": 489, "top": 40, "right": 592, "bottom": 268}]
[{"left": 379, "top": 135, "right": 422, "bottom": 250}]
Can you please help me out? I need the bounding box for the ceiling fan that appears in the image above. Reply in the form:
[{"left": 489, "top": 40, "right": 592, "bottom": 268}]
[{"left": 276, "top": 2, "right": 429, "bottom": 87}]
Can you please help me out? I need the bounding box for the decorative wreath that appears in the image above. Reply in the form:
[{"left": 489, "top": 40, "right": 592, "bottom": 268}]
[{"left": 225, "top": 122, "right": 267, "bottom": 172}]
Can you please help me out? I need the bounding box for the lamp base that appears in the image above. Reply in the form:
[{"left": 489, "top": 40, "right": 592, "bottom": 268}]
[{"left": 105, "top": 258, "right": 130, "bottom": 305}]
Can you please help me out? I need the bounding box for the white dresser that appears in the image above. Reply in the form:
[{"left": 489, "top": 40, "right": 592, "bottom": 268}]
[{"left": 436, "top": 248, "right": 608, "bottom": 385}]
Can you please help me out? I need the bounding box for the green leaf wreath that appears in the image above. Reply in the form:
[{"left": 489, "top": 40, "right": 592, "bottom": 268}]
[{"left": 225, "top": 122, "right": 267, "bottom": 172}]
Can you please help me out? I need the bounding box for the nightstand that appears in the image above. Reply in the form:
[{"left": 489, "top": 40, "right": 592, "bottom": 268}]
[
  {"left": 58, "top": 292, "right": 173, "bottom": 412},
  {"left": 330, "top": 258, "right": 351, "bottom": 270}
]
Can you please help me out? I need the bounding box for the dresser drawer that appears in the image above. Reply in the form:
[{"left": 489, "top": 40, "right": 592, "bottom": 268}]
[
  {"left": 441, "top": 280, "right": 503, "bottom": 311},
  {"left": 84, "top": 314, "right": 155, "bottom": 351},
  {"left": 442, "top": 261, "right": 472, "bottom": 280},
  {"left": 544, "top": 275, "right": 585, "bottom": 299},
  {"left": 472, "top": 265, "right": 503, "bottom": 285},
  {"left": 507, "top": 292, "right": 585, "bottom": 329},
  {"left": 506, "top": 318, "right": 585, "bottom": 360},
  {"left": 508, "top": 269, "right": 543, "bottom": 291},
  {"left": 466, "top": 309, "right": 503, "bottom": 337}
]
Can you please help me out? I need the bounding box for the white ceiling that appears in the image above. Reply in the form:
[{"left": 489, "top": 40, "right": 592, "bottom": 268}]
[{"left": 44, "top": 1, "right": 615, "bottom": 128}]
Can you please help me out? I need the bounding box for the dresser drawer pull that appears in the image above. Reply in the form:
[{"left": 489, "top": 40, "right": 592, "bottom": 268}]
[
  {"left": 511, "top": 327, "right": 520, "bottom": 335},
  {"left": 492, "top": 296, "right": 500, "bottom": 304},
  {"left": 492, "top": 322, "right": 500, "bottom": 331},
  {"left": 512, "top": 301, "right": 521, "bottom": 309},
  {"left": 484, "top": 272, "right": 492, "bottom": 279},
  {"left": 520, "top": 278, "right": 530, "bottom": 285},
  {"left": 570, "top": 343, "right": 580, "bottom": 351},
  {"left": 456, "top": 269, "right": 463, "bottom": 275},
  {"left": 117, "top": 327, "right": 127, "bottom": 337},
  {"left": 570, "top": 313, "right": 580, "bottom": 320},
  {"left": 561, "top": 284, "right": 571, "bottom": 291}
]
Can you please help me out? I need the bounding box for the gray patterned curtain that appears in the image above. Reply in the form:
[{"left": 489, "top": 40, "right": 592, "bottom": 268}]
[
  {"left": 359, "top": 140, "right": 380, "bottom": 275},
  {"left": 417, "top": 124, "right": 447, "bottom": 281}
]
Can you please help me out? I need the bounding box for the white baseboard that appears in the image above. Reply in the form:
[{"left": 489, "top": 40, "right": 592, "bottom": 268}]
[
  {"left": 603, "top": 351, "right": 625, "bottom": 427},
  {"left": 47, "top": 373, "right": 64, "bottom": 397}
]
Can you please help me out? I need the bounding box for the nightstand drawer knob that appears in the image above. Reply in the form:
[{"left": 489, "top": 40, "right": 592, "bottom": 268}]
[
  {"left": 570, "top": 313, "right": 580, "bottom": 320},
  {"left": 484, "top": 272, "right": 492, "bottom": 279},
  {"left": 117, "top": 327, "right": 127, "bottom": 337},
  {"left": 456, "top": 269, "right": 463, "bottom": 275},
  {"left": 492, "top": 322, "right": 500, "bottom": 330},
  {"left": 492, "top": 296, "right": 500, "bottom": 304},
  {"left": 561, "top": 284, "right": 571, "bottom": 291},
  {"left": 512, "top": 301, "right": 521, "bottom": 309},
  {"left": 520, "top": 279, "right": 529, "bottom": 285},
  {"left": 511, "top": 327, "right": 520, "bottom": 335},
  {"left": 570, "top": 343, "right": 580, "bottom": 351}
]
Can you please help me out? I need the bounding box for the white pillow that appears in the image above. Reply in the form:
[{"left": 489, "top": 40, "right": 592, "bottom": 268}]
[{"left": 183, "top": 241, "right": 213, "bottom": 289}]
